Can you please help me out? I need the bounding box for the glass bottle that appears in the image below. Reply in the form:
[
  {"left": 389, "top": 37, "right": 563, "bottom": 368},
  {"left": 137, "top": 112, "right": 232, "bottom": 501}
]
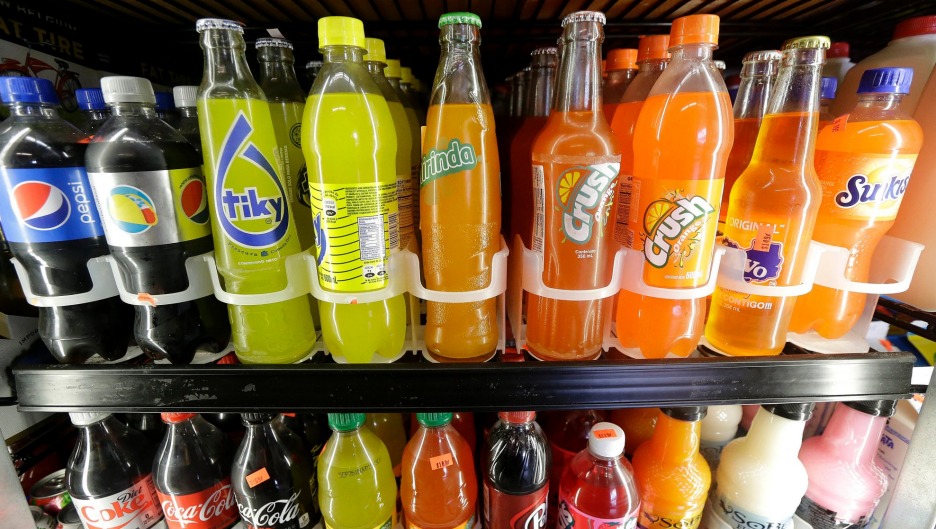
[
  {"left": 385, "top": 58, "right": 423, "bottom": 241},
  {"left": 172, "top": 85, "right": 201, "bottom": 156}
]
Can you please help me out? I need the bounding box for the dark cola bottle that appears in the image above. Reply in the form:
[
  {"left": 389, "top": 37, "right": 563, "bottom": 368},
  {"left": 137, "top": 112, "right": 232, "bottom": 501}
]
[
  {"left": 484, "top": 411, "right": 551, "bottom": 529},
  {"left": 122, "top": 413, "right": 167, "bottom": 446}
]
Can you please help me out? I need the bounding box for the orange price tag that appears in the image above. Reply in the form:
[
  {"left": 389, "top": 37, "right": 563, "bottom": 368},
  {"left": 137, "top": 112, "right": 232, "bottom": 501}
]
[
  {"left": 755, "top": 224, "right": 774, "bottom": 252},
  {"left": 830, "top": 113, "right": 849, "bottom": 133},
  {"left": 282, "top": 413, "right": 296, "bottom": 417},
  {"left": 429, "top": 453, "right": 454, "bottom": 470},
  {"left": 593, "top": 429, "right": 618, "bottom": 439},
  {"left": 246, "top": 467, "right": 271, "bottom": 488}
]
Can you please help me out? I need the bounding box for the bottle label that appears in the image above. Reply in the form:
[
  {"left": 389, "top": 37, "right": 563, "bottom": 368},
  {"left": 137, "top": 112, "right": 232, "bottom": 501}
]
[
  {"left": 531, "top": 164, "right": 546, "bottom": 253},
  {"left": 397, "top": 170, "right": 413, "bottom": 250},
  {"left": 0, "top": 166, "right": 104, "bottom": 243},
  {"left": 613, "top": 173, "right": 634, "bottom": 246},
  {"left": 408, "top": 513, "right": 475, "bottom": 529},
  {"left": 326, "top": 516, "right": 392, "bottom": 529},
  {"left": 814, "top": 151, "right": 917, "bottom": 222},
  {"left": 628, "top": 177, "right": 723, "bottom": 288},
  {"left": 637, "top": 508, "right": 702, "bottom": 529},
  {"left": 158, "top": 480, "right": 239, "bottom": 529},
  {"left": 309, "top": 181, "right": 398, "bottom": 292},
  {"left": 793, "top": 496, "right": 871, "bottom": 529},
  {"left": 236, "top": 491, "right": 312, "bottom": 529},
  {"left": 420, "top": 139, "right": 478, "bottom": 187},
  {"left": 711, "top": 494, "right": 793, "bottom": 529},
  {"left": 557, "top": 492, "right": 638, "bottom": 529},
  {"left": 483, "top": 482, "right": 548, "bottom": 529},
  {"left": 88, "top": 168, "right": 212, "bottom": 247},
  {"left": 269, "top": 100, "right": 315, "bottom": 252},
  {"left": 72, "top": 474, "right": 163, "bottom": 529}
]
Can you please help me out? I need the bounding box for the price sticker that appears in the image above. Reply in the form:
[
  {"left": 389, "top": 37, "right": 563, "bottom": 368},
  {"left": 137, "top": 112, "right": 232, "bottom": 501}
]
[
  {"left": 430, "top": 453, "right": 454, "bottom": 470},
  {"left": 830, "top": 113, "right": 849, "bottom": 133},
  {"left": 246, "top": 467, "right": 271, "bottom": 488},
  {"left": 593, "top": 429, "right": 618, "bottom": 439}
]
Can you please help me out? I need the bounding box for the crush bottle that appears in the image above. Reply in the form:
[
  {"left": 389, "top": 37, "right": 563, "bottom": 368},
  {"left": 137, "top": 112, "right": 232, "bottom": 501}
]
[
  {"left": 421, "top": 12, "right": 502, "bottom": 362},
  {"left": 526, "top": 11, "right": 621, "bottom": 361},
  {"left": 386, "top": 58, "right": 422, "bottom": 241},
  {"left": 602, "top": 48, "right": 638, "bottom": 119},
  {"left": 303, "top": 17, "right": 406, "bottom": 363},
  {"left": 705, "top": 37, "right": 829, "bottom": 356},
  {"left": 196, "top": 18, "right": 316, "bottom": 364}
]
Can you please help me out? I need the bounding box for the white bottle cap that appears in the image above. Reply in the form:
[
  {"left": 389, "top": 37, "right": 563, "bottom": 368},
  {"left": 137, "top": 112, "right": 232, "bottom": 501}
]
[
  {"left": 101, "top": 76, "right": 156, "bottom": 105},
  {"left": 587, "top": 422, "right": 626, "bottom": 458},
  {"left": 701, "top": 405, "right": 744, "bottom": 440},
  {"left": 172, "top": 85, "right": 197, "bottom": 108},
  {"left": 69, "top": 412, "right": 110, "bottom": 426}
]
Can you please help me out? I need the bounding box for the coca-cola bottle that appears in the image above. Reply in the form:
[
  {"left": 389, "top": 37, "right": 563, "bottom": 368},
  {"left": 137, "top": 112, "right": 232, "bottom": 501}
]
[
  {"left": 484, "top": 411, "right": 551, "bottom": 529},
  {"left": 232, "top": 413, "right": 318, "bottom": 529},
  {"left": 154, "top": 412, "right": 238, "bottom": 529},
  {"left": 122, "top": 413, "right": 167, "bottom": 446},
  {"left": 65, "top": 413, "right": 164, "bottom": 529}
]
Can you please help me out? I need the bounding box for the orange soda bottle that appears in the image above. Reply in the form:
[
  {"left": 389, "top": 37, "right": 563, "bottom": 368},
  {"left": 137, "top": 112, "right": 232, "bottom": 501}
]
[
  {"left": 818, "top": 76, "right": 838, "bottom": 127},
  {"left": 704, "top": 37, "right": 829, "bottom": 356},
  {"left": 617, "top": 15, "right": 733, "bottom": 359},
  {"left": 789, "top": 68, "right": 922, "bottom": 339},
  {"left": 421, "top": 12, "right": 502, "bottom": 362},
  {"left": 526, "top": 11, "right": 621, "bottom": 361},
  {"left": 602, "top": 48, "right": 638, "bottom": 119},
  {"left": 609, "top": 407, "right": 658, "bottom": 457}
]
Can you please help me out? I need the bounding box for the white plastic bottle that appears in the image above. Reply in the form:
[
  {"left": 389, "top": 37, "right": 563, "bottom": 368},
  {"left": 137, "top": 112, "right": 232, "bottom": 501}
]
[
  {"left": 822, "top": 42, "right": 854, "bottom": 85},
  {"left": 700, "top": 405, "right": 742, "bottom": 476}
]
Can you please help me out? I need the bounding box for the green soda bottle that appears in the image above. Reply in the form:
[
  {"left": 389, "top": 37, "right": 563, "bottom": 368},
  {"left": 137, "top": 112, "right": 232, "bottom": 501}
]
[{"left": 385, "top": 58, "right": 423, "bottom": 243}]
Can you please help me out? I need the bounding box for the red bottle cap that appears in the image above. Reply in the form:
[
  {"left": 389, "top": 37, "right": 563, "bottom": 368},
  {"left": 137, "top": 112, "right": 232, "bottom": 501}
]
[
  {"left": 637, "top": 34, "right": 671, "bottom": 61},
  {"left": 499, "top": 411, "right": 535, "bottom": 423},
  {"left": 894, "top": 16, "right": 936, "bottom": 39},
  {"left": 161, "top": 412, "right": 197, "bottom": 423},
  {"left": 606, "top": 48, "right": 638, "bottom": 71},
  {"left": 670, "top": 14, "right": 719, "bottom": 47},
  {"left": 827, "top": 41, "right": 850, "bottom": 58}
]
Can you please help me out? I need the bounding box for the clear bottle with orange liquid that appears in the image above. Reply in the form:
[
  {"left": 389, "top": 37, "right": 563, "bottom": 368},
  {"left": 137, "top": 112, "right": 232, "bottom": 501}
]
[
  {"left": 602, "top": 48, "right": 638, "bottom": 119},
  {"left": 705, "top": 36, "right": 829, "bottom": 356},
  {"left": 609, "top": 407, "right": 659, "bottom": 457},
  {"left": 789, "top": 68, "right": 923, "bottom": 339},
  {"left": 616, "top": 15, "right": 733, "bottom": 359},
  {"left": 421, "top": 12, "right": 502, "bottom": 362},
  {"left": 818, "top": 76, "right": 838, "bottom": 128},
  {"left": 526, "top": 11, "right": 621, "bottom": 361}
]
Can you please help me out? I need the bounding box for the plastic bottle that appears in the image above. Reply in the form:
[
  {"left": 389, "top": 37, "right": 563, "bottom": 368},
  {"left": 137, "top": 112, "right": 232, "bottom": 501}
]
[
  {"left": 609, "top": 407, "right": 658, "bottom": 457},
  {"left": 789, "top": 68, "right": 923, "bottom": 339},
  {"left": 409, "top": 412, "right": 478, "bottom": 454},
  {"left": 86, "top": 76, "right": 231, "bottom": 364},
  {"left": 173, "top": 86, "right": 201, "bottom": 156},
  {"left": 366, "top": 413, "right": 407, "bottom": 479},
  {"left": 618, "top": 15, "right": 733, "bottom": 359},
  {"left": 823, "top": 42, "right": 854, "bottom": 85},
  {"left": 483, "top": 411, "right": 550, "bottom": 529},
  {"left": 818, "top": 76, "right": 837, "bottom": 127},
  {"left": 155, "top": 91, "right": 178, "bottom": 128},
  {"left": 421, "top": 12, "right": 502, "bottom": 362},
  {"left": 633, "top": 407, "right": 710, "bottom": 529},
  {"left": 526, "top": 10, "right": 620, "bottom": 361},
  {"left": 319, "top": 413, "right": 397, "bottom": 529},
  {"left": 306, "top": 61, "right": 324, "bottom": 88},
  {"left": 602, "top": 48, "right": 638, "bottom": 119},
  {"left": 699, "top": 405, "right": 742, "bottom": 477},
  {"left": 122, "top": 413, "right": 167, "bottom": 447},
  {"left": 499, "top": 70, "right": 526, "bottom": 237},
  {"left": 400, "top": 66, "right": 426, "bottom": 125},
  {"left": 557, "top": 422, "right": 639, "bottom": 528},
  {"left": 385, "top": 58, "right": 422, "bottom": 244},
  {"left": 74, "top": 88, "right": 110, "bottom": 135},
  {"left": 705, "top": 36, "right": 828, "bottom": 356},
  {"left": 0, "top": 76, "right": 132, "bottom": 364},
  {"left": 402, "top": 413, "right": 477, "bottom": 529},
  {"left": 541, "top": 410, "right": 606, "bottom": 528},
  {"left": 66, "top": 413, "right": 164, "bottom": 529},
  {"left": 701, "top": 403, "right": 814, "bottom": 529},
  {"left": 833, "top": 16, "right": 936, "bottom": 116},
  {"left": 795, "top": 400, "right": 897, "bottom": 528},
  {"left": 196, "top": 18, "right": 316, "bottom": 364}
]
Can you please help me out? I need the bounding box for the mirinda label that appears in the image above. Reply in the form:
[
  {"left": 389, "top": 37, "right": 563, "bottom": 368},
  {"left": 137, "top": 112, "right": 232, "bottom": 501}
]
[
  {"left": 557, "top": 493, "right": 638, "bottom": 529},
  {"left": 814, "top": 151, "right": 917, "bottom": 222}
]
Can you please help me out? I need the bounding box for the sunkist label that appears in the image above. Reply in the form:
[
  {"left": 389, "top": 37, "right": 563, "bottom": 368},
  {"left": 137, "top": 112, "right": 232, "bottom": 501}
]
[
  {"left": 0, "top": 166, "right": 104, "bottom": 243},
  {"left": 420, "top": 138, "right": 478, "bottom": 187},
  {"left": 72, "top": 474, "right": 163, "bottom": 529},
  {"left": 483, "top": 481, "right": 548, "bottom": 529},
  {"left": 815, "top": 152, "right": 917, "bottom": 222},
  {"left": 532, "top": 162, "right": 619, "bottom": 253},
  {"left": 558, "top": 492, "right": 638, "bottom": 529},
  {"left": 158, "top": 480, "right": 239, "bottom": 529}
]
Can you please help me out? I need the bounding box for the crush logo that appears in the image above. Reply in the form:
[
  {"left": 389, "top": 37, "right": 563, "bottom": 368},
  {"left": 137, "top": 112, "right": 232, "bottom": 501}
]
[
  {"left": 834, "top": 173, "right": 910, "bottom": 208},
  {"left": 642, "top": 192, "right": 715, "bottom": 268},
  {"left": 421, "top": 139, "right": 477, "bottom": 186},
  {"left": 215, "top": 112, "right": 290, "bottom": 248},
  {"left": 557, "top": 163, "right": 618, "bottom": 244}
]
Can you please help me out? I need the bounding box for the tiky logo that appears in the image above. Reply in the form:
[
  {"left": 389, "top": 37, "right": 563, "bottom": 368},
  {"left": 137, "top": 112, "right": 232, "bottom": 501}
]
[
  {"left": 642, "top": 193, "right": 715, "bottom": 268},
  {"left": 557, "top": 163, "right": 618, "bottom": 244}
]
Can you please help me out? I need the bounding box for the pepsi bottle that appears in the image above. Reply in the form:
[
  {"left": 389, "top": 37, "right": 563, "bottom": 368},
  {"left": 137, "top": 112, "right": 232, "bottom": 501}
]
[
  {"left": 85, "top": 76, "right": 230, "bottom": 364},
  {"left": 74, "top": 88, "right": 110, "bottom": 135},
  {"left": 155, "top": 91, "right": 179, "bottom": 128},
  {"left": 0, "top": 76, "right": 132, "bottom": 364}
]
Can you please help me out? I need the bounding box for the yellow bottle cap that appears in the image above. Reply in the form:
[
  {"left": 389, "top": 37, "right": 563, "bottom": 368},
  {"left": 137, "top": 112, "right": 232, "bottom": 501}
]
[
  {"left": 318, "top": 16, "right": 366, "bottom": 50},
  {"left": 401, "top": 66, "right": 415, "bottom": 84},
  {"left": 385, "top": 59, "right": 402, "bottom": 79},
  {"left": 782, "top": 35, "right": 831, "bottom": 50},
  {"left": 364, "top": 38, "right": 387, "bottom": 63}
]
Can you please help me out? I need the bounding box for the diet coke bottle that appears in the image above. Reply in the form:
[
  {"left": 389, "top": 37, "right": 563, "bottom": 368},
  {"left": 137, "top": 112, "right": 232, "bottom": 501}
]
[
  {"left": 154, "top": 413, "right": 238, "bottom": 529},
  {"left": 65, "top": 413, "right": 163, "bottom": 529}
]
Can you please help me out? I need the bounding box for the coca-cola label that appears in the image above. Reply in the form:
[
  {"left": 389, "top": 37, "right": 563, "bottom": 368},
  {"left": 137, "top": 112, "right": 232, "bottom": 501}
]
[
  {"left": 236, "top": 491, "right": 311, "bottom": 529},
  {"left": 483, "top": 481, "right": 548, "bottom": 529},
  {"left": 558, "top": 491, "right": 638, "bottom": 529},
  {"left": 73, "top": 475, "right": 163, "bottom": 529},
  {"left": 158, "top": 480, "right": 238, "bottom": 529}
]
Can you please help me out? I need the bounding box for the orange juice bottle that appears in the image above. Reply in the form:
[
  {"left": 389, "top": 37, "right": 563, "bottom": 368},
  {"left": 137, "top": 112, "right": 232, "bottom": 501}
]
[
  {"left": 705, "top": 37, "right": 829, "bottom": 356},
  {"left": 526, "top": 11, "right": 621, "bottom": 361},
  {"left": 609, "top": 407, "right": 658, "bottom": 457},
  {"left": 789, "top": 68, "right": 923, "bottom": 339},
  {"left": 421, "top": 12, "right": 501, "bottom": 362},
  {"left": 617, "top": 15, "right": 733, "bottom": 359},
  {"left": 602, "top": 48, "right": 638, "bottom": 119}
]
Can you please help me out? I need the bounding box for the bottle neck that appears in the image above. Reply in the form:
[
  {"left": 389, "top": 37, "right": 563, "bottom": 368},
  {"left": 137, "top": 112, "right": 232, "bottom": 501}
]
[
  {"left": 734, "top": 74, "right": 774, "bottom": 120},
  {"left": 607, "top": 69, "right": 636, "bottom": 82},
  {"left": 324, "top": 46, "right": 365, "bottom": 65},
  {"left": 649, "top": 412, "right": 702, "bottom": 461},
  {"left": 527, "top": 65, "right": 556, "bottom": 117},
  {"left": 111, "top": 102, "right": 157, "bottom": 118},
  {"left": 178, "top": 106, "right": 198, "bottom": 118},
  {"left": 821, "top": 405, "right": 888, "bottom": 465},
  {"left": 852, "top": 92, "right": 906, "bottom": 115},
  {"left": 83, "top": 109, "right": 110, "bottom": 120},
  {"left": 387, "top": 77, "right": 402, "bottom": 90},
  {"left": 433, "top": 24, "right": 488, "bottom": 106},
  {"left": 10, "top": 102, "right": 58, "bottom": 118},
  {"left": 199, "top": 28, "right": 261, "bottom": 96},
  {"left": 364, "top": 61, "right": 388, "bottom": 78},
  {"left": 554, "top": 20, "right": 603, "bottom": 113},
  {"left": 258, "top": 48, "right": 303, "bottom": 100},
  {"left": 638, "top": 58, "right": 667, "bottom": 75},
  {"left": 746, "top": 409, "right": 806, "bottom": 459},
  {"left": 670, "top": 43, "right": 715, "bottom": 66}
]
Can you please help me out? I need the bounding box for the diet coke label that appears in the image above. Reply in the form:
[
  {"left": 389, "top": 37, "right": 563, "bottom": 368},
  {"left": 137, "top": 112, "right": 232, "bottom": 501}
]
[
  {"left": 73, "top": 474, "right": 163, "bottom": 529},
  {"left": 236, "top": 491, "right": 310, "bottom": 529},
  {"left": 158, "top": 480, "right": 239, "bottom": 529}
]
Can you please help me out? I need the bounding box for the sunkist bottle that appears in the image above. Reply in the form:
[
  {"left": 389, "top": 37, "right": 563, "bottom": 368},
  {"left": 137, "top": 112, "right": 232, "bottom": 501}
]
[
  {"left": 789, "top": 68, "right": 923, "bottom": 339},
  {"left": 421, "top": 11, "right": 502, "bottom": 362},
  {"left": 195, "top": 18, "right": 316, "bottom": 364},
  {"left": 367, "top": 413, "right": 407, "bottom": 479},
  {"left": 402, "top": 413, "right": 478, "bottom": 529},
  {"left": 633, "top": 407, "right": 710, "bottom": 529},
  {"left": 319, "top": 413, "right": 397, "bottom": 529},
  {"left": 173, "top": 86, "right": 202, "bottom": 156},
  {"left": 699, "top": 405, "right": 742, "bottom": 478},
  {"left": 526, "top": 10, "right": 620, "bottom": 361},
  {"left": 618, "top": 15, "right": 733, "bottom": 359},
  {"left": 385, "top": 58, "right": 422, "bottom": 244},
  {"left": 705, "top": 36, "right": 829, "bottom": 356},
  {"left": 541, "top": 410, "right": 606, "bottom": 528},
  {"left": 602, "top": 48, "right": 638, "bottom": 119},
  {"left": 303, "top": 17, "right": 405, "bottom": 363},
  {"left": 484, "top": 411, "right": 550, "bottom": 529},
  {"left": 818, "top": 76, "right": 837, "bottom": 127}
]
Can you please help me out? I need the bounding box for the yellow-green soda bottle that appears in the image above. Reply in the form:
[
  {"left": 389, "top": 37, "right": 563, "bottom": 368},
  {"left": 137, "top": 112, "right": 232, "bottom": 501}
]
[
  {"left": 320, "top": 413, "right": 397, "bottom": 529},
  {"left": 400, "top": 66, "right": 427, "bottom": 125},
  {"left": 195, "top": 18, "right": 316, "bottom": 363},
  {"left": 302, "top": 17, "right": 406, "bottom": 363},
  {"left": 385, "top": 59, "right": 422, "bottom": 244},
  {"left": 366, "top": 413, "right": 407, "bottom": 478}
]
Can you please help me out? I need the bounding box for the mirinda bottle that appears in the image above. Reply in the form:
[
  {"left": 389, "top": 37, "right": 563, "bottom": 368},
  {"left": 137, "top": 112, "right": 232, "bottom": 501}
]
[
  {"left": 618, "top": 15, "right": 733, "bottom": 359},
  {"left": 705, "top": 37, "right": 828, "bottom": 357},
  {"left": 602, "top": 48, "right": 638, "bottom": 119},
  {"left": 526, "top": 11, "right": 621, "bottom": 361},
  {"left": 789, "top": 68, "right": 922, "bottom": 339}
]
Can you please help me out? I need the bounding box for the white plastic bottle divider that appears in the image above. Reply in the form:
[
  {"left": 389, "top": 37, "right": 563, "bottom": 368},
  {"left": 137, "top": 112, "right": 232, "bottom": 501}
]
[{"left": 11, "top": 255, "right": 119, "bottom": 307}]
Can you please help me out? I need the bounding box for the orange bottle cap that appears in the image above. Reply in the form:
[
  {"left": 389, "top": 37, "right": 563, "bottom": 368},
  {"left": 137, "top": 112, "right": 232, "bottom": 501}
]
[
  {"left": 499, "top": 411, "right": 536, "bottom": 423},
  {"left": 606, "top": 48, "right": 638, "bottom": 71},
  {"left": 669, "top": 14, "right": 719, "bottom": 47},
  {"left": 637, "top": 34, "right": 670, "bottom": 61},
  {"left": 161, "top": 412, "right": 197, "bottom": 423}
]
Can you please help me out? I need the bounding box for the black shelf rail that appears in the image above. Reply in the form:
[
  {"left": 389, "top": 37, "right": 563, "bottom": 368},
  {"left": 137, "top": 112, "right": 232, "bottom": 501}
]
[{"left": 13, "top": 352, "right": 915, "bottom": 413}]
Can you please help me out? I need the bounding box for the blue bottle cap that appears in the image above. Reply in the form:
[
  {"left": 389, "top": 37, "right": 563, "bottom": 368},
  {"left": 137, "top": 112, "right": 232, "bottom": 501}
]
[
  {"left": 154, "top": 91, "right": 175, "bottom": 111},
  {"left": 820, "top": 76, "right": 837, "bottom": 100},
  {"left": 76, "top": 88, "right": 107, "bottom": 111},
  {"left": 857, "top": 67, "right": 913, "bottom": 95},
  {"left": 0, "top": 77, "right": 58, "bottom": 104}
]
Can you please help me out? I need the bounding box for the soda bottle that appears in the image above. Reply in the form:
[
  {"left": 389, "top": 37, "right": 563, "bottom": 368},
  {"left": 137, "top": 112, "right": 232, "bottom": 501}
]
[
  {"left": 319, "top": 413, "right": 397, "bottom": 529},
  {"left": 232, "top": 413, "right": 318, "bottom": 529},
  {"left": 421, "top": 11, "right": 502, "bottom": 362},
  {"left": 74, "top": 88, "right": 110, "bottom": 135},
  {"left": 632, "top": 407, "right": 710, "bottom": 529},
  {"left": 701, "top": 403, "right": 814, "bottom": 529},
  {"left": 818, "top": 76, "right": 837, "bottom": 127},
  {"left": 0, "top": 76, "right": 132, "bottom": 364},
  {"left": 385, "top": 58, "right": 423, "bottom": 243},
  {"left": 401, "top": 66, "right": 426, "bottom": 125},
  {"left": 367, "top": 413, "right": 407, "bottom": 479},
  {"left": 302, "top": 17, "right": 406, "bottom": 363},
  {"left": 402, "top": 413, "right": 478, "bottom": 529},
  {"left": 789, "top": 68, "right": 923, "bottom": 339},
  {"left": 122, "top": 413, "right": 167, "bottom": 447},
  {"left": 154, "top": 413, "right": 238, "bottom": 529},
  {"left": 705, "top": 37, "right": 829, "bottom": 356},
  {"left": 409, "top": 412, "right": 478, "bottom": 453},
  {"left": 602, "top": 48, "right": 638, "bottom": 119},
  {"left": 509, "top": 47, "right": 557, "bottom": 248},
  {"left": 556, "top": 422, "right": 639, "bottom": 528},
  {"left": 173, "top": 86, "right": 202, "bottom": 156},
  {"left": 196, "top": 18, "right": 316, "bottom": 364},
  {"left": 526, "top": 11, "right": 620, "bottom": 361},
  {"left": 276, "top": 413, "right": 330, "bottom": 457},
  {"left": 483, "top": 411, "right": 550, "bottom": 529},
  {"left": 540, "top": 410, "right": 606, "bottom": 528},
  {"left": 306, "top": 61, "right": 324, "bottom": 87},
  {"left": 699, "top": 405, "right": 742, "bottom": 477},
  {"left": 66, "top": 413, "right": 164, "bottom": 529},
  {"left": 609, "top": 408, "right": 658, "bottom": 457},
  {"left": 86, "top": 76, "right": 231, "bottom": 364},
  {"left": 155, "top": 91, "right": 178, "bottom": 127}
]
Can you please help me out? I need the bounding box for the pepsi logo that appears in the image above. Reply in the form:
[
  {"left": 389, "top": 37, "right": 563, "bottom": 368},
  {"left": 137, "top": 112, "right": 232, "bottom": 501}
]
[
  {"left": 180, "top": 178, "right": 210, "bottom": 225},
  {"left": 107, "top": 185, "right": 158, "bottom": 233},
  {"left": 12, "top": 181, "right": 70, "bottom": 230}
]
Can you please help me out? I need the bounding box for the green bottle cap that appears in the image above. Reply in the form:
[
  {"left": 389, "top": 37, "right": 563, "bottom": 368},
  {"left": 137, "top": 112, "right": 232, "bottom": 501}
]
[
  {"left": 417, "top": 412, "right": 453, "bottom": 427},
  {"left": 439, "top": 12, "right": 482, "bottom": 28},
  {"left": 328, "top": 413, "right": 366, "bottom": 432}
]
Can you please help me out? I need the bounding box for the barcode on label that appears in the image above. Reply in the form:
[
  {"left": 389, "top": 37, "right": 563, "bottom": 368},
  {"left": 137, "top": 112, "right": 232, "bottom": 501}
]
[
  {"left": 532, "top": 165, "right": 546, "bottom": 253},
  {"left": 357, "top": 215, "right": 386, "bottom": 261},
  {"left": 388, "top": 212, "right": 400, "bottom": 251},
  {"left": 613, "top": 174, "right": 633, "bottom": 245}
]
